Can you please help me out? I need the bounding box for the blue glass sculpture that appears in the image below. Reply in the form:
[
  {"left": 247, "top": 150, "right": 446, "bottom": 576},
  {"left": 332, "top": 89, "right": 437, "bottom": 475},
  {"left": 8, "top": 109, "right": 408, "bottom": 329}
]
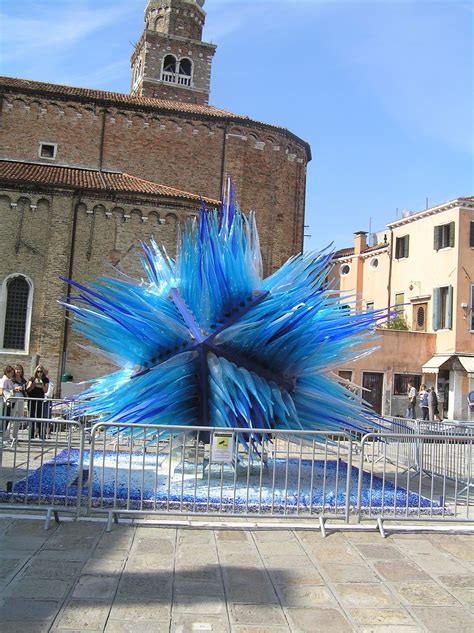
[{"left": 62, "top": 182, "right": 388, "bottom": 440}]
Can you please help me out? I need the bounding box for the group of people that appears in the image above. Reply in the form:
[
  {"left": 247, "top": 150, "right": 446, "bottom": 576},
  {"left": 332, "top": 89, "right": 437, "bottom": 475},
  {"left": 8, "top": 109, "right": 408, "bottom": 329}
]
[
  {"left": 406, "top": 382, "right": 442, "bottom": 421},
  {"left": 0, "top": 364, "right": 54, "bottom": 445}
]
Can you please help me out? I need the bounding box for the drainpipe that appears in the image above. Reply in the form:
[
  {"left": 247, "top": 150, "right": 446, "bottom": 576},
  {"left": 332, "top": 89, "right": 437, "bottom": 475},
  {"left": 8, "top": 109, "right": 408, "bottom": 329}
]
[
  {"left": 98, "top": 107, "right": 107, "bottom": 171},
  {"left": 218, "top": 120, "right": 229, "bottom": 202},
  {"left": 387, "top": 227, "right": 393, "bottom": 317},
  {"left": 59, "top": 190, "right": 81, "bottom": 391}
]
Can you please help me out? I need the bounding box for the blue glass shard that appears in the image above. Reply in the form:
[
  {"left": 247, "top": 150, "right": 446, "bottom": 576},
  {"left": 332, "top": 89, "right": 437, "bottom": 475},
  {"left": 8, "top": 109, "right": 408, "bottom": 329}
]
[{"left": 61, "top": 183, "right": 390, "bottom": 449}]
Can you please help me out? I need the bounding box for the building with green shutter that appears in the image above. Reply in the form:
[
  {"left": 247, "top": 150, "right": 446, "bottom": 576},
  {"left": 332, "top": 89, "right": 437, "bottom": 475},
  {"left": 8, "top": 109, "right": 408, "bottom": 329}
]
[{"left": 330, "top": 196, "right": 474, "bottom": 420}]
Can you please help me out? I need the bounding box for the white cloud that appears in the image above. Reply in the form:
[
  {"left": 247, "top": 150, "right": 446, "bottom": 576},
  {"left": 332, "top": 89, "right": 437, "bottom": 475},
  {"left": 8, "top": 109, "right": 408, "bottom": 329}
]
[{"left": 0, "top": 3, "right": 137, "bottom": 64}]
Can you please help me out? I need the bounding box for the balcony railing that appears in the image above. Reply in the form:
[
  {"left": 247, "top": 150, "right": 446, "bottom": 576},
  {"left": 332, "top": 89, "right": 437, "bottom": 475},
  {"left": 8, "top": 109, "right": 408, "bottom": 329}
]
[{"left": 161, "top": 71, "right": 191, "bottom": 87}]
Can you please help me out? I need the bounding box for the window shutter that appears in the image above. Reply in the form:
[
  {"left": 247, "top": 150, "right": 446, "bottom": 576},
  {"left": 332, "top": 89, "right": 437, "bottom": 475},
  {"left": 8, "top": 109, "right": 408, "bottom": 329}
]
[
  {"left": 470, "top": 222, "right": 474, "bottom": 248},
  {"left": 404, "top": 235, "right": 409, "bottom": 258},
  {"left": 471, "top": 285, "right": 474, "bottom": 331},
  {"left": 449, "top": 222, "right": 455, "bottom": 248},
  {"left": 434, "top": 226, "right": 440, "bottom": 251},
  {"left": 446, "top": 286, "right": 453, "bottom": 329},
  {"left": 432, "top": 287, "right": 440, "bottom": 331}
]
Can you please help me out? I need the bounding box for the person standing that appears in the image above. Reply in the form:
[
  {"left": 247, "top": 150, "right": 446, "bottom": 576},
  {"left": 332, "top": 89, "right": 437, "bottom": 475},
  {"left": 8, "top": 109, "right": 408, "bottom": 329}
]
[
  {"left": 26, "top": 365, "right": 49, "bottom": 439},
  {"left": 11, "top": 364, "right": 27, "bottom": 445},
  {"left": 0, "top": 365, "right": 15, "bottom": 445},
  {"left": 407, "top": 382, "right": 417, "bottom": 419},
  {"left": 419, "top": 384, "right": 429, "bottom": 421},
  {"left": 429, "top": 387, "right": 443, "bottom": 422}
]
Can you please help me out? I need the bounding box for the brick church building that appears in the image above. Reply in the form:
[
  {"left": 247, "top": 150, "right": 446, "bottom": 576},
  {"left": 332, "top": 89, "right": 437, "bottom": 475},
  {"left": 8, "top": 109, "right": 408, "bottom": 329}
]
[{"left": 0, "top": 0, "right": 311, "bottom": 389}]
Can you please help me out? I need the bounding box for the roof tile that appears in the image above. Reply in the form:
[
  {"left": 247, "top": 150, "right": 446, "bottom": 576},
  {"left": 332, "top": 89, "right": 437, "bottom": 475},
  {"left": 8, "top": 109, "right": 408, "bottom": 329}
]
[{"left": 0, "top": 160, "right": 219, "bottom": 204}]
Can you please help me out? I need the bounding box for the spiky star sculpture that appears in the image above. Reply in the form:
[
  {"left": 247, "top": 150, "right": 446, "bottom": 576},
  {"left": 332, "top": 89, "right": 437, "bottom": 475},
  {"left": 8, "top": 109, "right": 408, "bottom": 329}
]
[{"left": 63, "top": 184, "right": 386, "bottom": 442}]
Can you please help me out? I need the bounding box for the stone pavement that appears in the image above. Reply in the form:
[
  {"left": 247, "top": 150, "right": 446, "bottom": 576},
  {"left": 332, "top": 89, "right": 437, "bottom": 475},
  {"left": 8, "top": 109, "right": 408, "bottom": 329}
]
[{"left": 0, "top": 518, "right": 472, "bottom": 632}]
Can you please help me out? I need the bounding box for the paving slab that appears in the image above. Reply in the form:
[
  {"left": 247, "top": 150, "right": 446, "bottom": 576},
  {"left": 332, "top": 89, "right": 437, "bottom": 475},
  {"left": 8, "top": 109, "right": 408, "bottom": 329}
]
[
  {"left": 228, "top": 603, "right": 288, "bottom": 626},
  {"left": 117, "top": 572, "right": 173, "bottom": 598},
  {"left": 410, "top": 551, "right": 469, "bottom": 576},
  {"left": 105, "top": 621, "right": 170, "bottom": 632},
  {"left": 230, "top": 626, "right": 290, "bottom": 633},
  {"left": 174, "top": 579, "right": 225, "bottom": 596},
  {"left": 0, "top": 518, "right": 471, "bottom": 632},
  {"left": 108, "top": 597, "right": 171, "bottom": 622},
  {"left": 4, "top": 576, "right": 73, "bottom": 600},
  {"left": 36, "top": 548, "right": 92, "bottom": 562},
  {"left": 22, "top": 558, "right": 84, "bottom": 579},
  {"left": 373, "top": 559, "right": 432, "bottom": 582},
  {"left": 54, "top": 598, "right": 112, "bottom": 630},
  {"left": 438, "top": 573, "right": 474, "bottom": 589},
  {"left": 410, "top": 605, "right": 474, "bottom": 632},
  {"left": 0, "top": 535, "right": 47, "bottom": 552},
  {"left": 172, "top": 594, "right": 227, "bottom": 615},
  {"left": 0, "top": 596, "right": 60, "bottom": 620},
  {"left": 171, "top": 614, "right": 230, "bottom": 632},
  {"left": 352, "top": 543, "right": 404, "bottom": 560},
  {"left": 348, "top": 607, "right": 414, "bottom": 626},
  {"left": 319, "top": 562, "right": 379, "bottom": 583},
  {"left": 0, "top": 557, "right": 27, "bottom": 578},
  {"left": 267, "top": 566, "right": 324, "bottom": 587},
  {"left": 0, "top": 621, "right": 52, "bottom": 632},
  {"left": 393, "top": 581, "right": 459, "bottom": 606},
  {"left": 357, "top": 627, "right": 424, "bottom": 633},
  {"left": 285, "top": 607, "right": 353, "bottom": 632},
  {"left": 4, "top": 518, "right": 59, "bottom": 536},
  {"left": 72, "top": 574, "right": 120, "bottom": 600},
  {"left": 276, "top": 584, "right": 336, "bottom": 608},
  {"left": 447, "top": 587, "right": 474, "bottom": 611},
  {"left": 334, "top": 582, "right": 399, "bottom": 608}
]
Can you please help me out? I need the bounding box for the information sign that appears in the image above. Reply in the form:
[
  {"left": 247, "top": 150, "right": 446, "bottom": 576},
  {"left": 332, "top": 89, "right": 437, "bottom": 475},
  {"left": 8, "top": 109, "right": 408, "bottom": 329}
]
[{"left": 211, "top": 432, "right": 235, "bottom": 463}]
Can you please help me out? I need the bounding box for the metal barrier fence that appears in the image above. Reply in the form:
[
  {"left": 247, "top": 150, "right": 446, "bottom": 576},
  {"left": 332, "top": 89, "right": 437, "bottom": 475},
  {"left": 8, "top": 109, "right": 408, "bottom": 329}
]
[
  {"left": 0, "top": 415, "right": 84, "bottom": 524},
  {"left": 87, "top": 424, "right": 354, "bottom": 526},
  {"left": 357, "top": 432, "right": 472, "bottom": 526},
  {"left": 0, "top": 411, "right": 473, "bottom": 533},
  {"left": 377, "top": 416, "right": 474, "bottom": 482}
]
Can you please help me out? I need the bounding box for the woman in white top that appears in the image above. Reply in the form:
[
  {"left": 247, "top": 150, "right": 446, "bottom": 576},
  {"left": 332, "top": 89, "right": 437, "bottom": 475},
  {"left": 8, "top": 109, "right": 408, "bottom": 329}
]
[{"left": 0, "top": 365, "right": 15, "bottom": 444}]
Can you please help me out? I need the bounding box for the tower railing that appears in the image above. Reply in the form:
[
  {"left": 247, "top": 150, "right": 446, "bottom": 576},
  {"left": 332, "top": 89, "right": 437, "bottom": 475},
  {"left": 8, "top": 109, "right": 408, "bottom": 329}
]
[{"left": 161, "top": 71, "right": 191, "bottom": 86}]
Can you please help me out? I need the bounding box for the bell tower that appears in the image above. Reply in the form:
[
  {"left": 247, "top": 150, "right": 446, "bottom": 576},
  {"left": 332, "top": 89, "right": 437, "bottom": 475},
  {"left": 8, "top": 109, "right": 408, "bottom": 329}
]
[{"left": 131, "top": 0, "right": 216, "bottom": 104}]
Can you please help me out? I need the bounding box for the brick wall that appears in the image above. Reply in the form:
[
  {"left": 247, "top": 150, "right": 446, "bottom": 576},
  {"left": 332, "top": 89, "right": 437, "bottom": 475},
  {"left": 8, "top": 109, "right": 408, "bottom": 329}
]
[
  {"left": 0, "top": 186, "right": 202, "bottom": 385},
  {"left": 131, "top": 29, "right": 215, "bottom": 103},
  {"left": 0, "top": 189, "right": 72, "bottom": 391},
  {"left": 0, "top": 91, "right": 308, "bottom": 273}
]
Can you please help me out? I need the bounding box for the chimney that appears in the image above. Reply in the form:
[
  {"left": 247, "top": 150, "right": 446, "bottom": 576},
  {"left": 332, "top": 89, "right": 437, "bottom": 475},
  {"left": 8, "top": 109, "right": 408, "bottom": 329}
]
[{"left": 354, "top": 231, "right": 367, "bottom": 255}]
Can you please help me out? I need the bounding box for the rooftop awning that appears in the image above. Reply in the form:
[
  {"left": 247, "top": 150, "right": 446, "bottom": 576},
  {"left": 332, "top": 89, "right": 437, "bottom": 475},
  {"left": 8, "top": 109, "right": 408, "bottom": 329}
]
[
  {"left": 458, "top": 356, "right": 474, "bottom": 378},
  {"left": 421, "top": 355, "right": 452, "bottom": 374}
]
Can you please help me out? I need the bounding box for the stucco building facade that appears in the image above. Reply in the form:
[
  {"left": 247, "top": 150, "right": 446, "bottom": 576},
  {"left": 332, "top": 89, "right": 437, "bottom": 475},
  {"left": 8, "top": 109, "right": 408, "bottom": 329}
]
[
  {"left": 332, "top": 197, "right": 474, "bottom": 420},
  {"left": 0, "top": 0, "right": 310, "bottom": 392}
]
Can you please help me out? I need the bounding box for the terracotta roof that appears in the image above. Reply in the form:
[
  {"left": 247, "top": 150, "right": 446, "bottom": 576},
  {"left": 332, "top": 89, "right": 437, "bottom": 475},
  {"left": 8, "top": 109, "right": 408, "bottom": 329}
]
[
  {"left": 0, "top": 76, "right": 242, "bottom": 118},
  {"left": 332, "top": 242, "right": 389, "bottom": 260},
  {"left": 363, "top": 243, "right": 389, "bottom": 253},
  {"left": 0, "top": 76, "right": 311, "bottom": 159},
  {"left": 0, "top": 160, "right": 219, "bottom": 204},
  {"left": 333, "top": 247, "right": 354, "bottom": 258}
]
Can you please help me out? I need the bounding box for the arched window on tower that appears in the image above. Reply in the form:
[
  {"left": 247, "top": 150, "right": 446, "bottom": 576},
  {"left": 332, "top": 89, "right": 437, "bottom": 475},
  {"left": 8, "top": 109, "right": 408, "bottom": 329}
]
[
  {"left": 154, "top": 15, "right": 164, "bottom": 31},
  {"left": 1, "top": 274, "right": 33, "bottom": 352},
  {"left": 178, "top": 58, "right": 193, "bottom": 86},
  {"left": 161, "top": 55, "right": 177, "bottom": 83},
  {"left": 133, "top": 58, "right": 143, "bottom": 86}
]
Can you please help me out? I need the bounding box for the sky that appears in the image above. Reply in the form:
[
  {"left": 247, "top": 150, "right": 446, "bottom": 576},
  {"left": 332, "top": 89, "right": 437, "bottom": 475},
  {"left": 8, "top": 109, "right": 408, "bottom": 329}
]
[{"left": 0, "top": 0, "right": 472, "bottom": 251}]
